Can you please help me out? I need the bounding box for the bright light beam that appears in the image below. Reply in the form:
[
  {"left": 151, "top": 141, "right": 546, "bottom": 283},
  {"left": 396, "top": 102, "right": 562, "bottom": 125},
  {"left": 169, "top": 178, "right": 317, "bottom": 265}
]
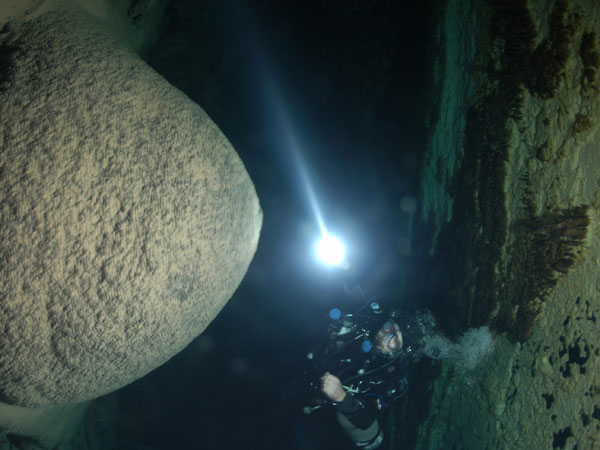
[
  {"left": 270, "top": 90, "right": 327, "bottom": 237},
  {"left": 277, "top": 105, "right": 349, "bottom": 268},
  {"left": 256, "top": 45, "right": 348, "bottom": 269}
]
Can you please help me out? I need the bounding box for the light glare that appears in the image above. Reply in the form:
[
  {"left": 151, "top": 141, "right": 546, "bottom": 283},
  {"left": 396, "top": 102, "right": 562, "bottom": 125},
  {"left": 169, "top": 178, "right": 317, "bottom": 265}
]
[{"left": 316, "top": 234, "right": 346, "bottom": 266}]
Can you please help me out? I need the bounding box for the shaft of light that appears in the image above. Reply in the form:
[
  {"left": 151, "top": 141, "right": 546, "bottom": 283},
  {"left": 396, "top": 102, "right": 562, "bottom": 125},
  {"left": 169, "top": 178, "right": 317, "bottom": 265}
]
[
  {"left": 267, "top": 82, "right": 327, "bottom": 238},
  {"left": 257, "top": 47, "right": 347, "bottom": 267}
]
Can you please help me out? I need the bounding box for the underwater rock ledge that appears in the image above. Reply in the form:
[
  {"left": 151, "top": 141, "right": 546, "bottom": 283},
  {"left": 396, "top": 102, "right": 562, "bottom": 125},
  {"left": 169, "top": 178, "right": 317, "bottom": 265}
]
[
  {"left": 413, "top": 0, "right": 600, "bottom": 448},
  {"left": 421, "top": 0, "right": 591, "bottom": 342}
]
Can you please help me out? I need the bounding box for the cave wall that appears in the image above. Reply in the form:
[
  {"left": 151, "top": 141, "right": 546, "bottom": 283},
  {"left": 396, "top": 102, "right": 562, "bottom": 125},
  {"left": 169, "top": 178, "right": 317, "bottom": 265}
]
[{"left": 413, "top": 0, "right": 600, "bottom": 448}]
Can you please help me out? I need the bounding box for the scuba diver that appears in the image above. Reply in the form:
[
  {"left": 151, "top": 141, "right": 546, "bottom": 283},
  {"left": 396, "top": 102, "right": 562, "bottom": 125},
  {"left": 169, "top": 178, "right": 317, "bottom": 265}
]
[{"left": 302, "top": 301, "right": 436, "bottom": 449}]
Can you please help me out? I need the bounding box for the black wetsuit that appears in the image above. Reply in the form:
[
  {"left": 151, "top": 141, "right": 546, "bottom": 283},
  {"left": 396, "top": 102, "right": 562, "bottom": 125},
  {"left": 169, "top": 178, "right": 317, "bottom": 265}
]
[
  {"left": 334, "top": 391, "right": 383, "bottom": 449},
  {"left": 336, "top": 393, "right": 379, "bottom": 429}
]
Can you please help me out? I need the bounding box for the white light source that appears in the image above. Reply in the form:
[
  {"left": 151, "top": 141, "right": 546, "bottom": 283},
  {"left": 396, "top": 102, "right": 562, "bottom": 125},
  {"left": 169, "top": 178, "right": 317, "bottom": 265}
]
[{"left": 316, "top": 234, "right": 346, "bottom": 267}]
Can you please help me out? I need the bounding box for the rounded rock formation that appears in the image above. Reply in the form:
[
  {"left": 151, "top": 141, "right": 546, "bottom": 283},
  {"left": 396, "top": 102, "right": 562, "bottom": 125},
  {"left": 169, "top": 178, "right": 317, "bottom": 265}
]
[{"left": 0, "top": 6, "right": 262, "bottom": 408}]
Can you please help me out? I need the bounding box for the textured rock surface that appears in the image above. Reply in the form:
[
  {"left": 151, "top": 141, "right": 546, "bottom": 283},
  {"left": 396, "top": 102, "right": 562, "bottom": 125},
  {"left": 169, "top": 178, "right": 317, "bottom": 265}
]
[
  {"left": 414, "top": 0, "right": 600, "bottom": 448},
  {"left": 0, "top": 6, "right": 261, "bottom": 408}
]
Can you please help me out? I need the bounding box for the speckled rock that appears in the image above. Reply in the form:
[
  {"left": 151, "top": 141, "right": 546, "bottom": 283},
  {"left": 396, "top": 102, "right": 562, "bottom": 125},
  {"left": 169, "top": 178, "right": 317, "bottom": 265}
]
[{"left": 0, "top": 6, "right": 261, "bottom": 408}]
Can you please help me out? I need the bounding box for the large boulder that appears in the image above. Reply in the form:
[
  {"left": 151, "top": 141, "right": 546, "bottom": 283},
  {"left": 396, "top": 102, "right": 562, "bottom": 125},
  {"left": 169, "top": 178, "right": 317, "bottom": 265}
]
[{"left": 0, "top": 5, "right": 262, "bottom": 409}]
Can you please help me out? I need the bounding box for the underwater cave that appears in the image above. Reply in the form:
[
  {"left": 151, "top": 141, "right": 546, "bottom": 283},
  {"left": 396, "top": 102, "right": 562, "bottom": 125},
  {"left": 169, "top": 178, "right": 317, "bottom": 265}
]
[{"left": 1, "top": 0, "right": 600, "bottom": 449}]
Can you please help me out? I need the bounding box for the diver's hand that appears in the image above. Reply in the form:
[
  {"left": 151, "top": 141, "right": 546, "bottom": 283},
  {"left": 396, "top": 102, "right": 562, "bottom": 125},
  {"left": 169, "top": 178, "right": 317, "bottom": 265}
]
[{"left": 320, "top": 372, "right": 346, "bottom": 403}]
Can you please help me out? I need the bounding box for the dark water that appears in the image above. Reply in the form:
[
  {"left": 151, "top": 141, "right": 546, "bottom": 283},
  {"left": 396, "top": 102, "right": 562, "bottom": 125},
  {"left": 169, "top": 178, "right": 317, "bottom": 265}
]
[{"left": 113, "top": 1, "right": 437, "bottom": 449}]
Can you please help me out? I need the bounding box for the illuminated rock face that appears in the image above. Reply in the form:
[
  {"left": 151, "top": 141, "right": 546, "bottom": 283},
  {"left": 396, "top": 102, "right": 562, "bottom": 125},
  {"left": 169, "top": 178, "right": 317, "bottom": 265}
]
[
  {"left": 0, "top": 6, "right": 261, "bottom": 409},
  {"left": 412, "top": 0, "right": 600, "bottom": 449}
]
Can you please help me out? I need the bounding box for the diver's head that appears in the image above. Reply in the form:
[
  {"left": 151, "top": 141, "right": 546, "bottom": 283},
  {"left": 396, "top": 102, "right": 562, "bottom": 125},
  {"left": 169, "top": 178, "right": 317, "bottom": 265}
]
[{"left": 375, "top": 321, "right": 403, "bottom": 356}]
